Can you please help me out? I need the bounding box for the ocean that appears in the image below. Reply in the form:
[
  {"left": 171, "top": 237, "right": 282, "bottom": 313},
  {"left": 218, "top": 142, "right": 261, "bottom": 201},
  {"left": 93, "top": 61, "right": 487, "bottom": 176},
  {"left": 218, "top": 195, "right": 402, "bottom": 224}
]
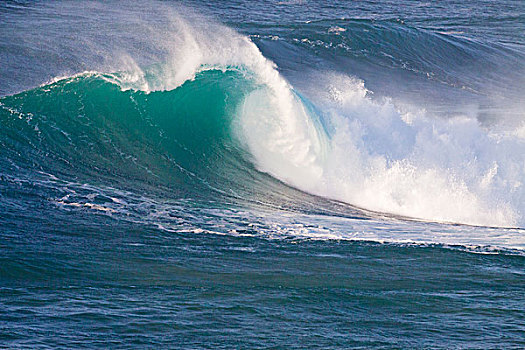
[{"left": 1, "top": 0, "right": 524, "bottom": 348}]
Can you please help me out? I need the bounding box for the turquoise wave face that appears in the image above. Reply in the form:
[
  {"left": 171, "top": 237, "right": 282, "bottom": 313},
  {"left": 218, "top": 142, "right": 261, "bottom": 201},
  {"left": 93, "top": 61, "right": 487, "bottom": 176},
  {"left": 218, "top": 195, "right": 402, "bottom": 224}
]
[{"left": 0, "top": 71, "right": 253, "bottom": 194}]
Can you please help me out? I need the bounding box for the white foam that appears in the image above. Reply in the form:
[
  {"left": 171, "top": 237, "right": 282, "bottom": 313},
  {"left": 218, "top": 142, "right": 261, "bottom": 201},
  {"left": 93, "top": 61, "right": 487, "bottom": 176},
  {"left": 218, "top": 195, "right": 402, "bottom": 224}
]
[{"left": 242, "top": 72, "right": 525, "bottom": 227}]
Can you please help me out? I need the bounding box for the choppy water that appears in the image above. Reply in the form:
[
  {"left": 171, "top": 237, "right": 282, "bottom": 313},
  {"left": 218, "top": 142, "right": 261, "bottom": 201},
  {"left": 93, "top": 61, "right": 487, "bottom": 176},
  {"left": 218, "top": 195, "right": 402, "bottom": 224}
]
[{"left": 1, "top": 0, "right": 524, "bottom": 348}]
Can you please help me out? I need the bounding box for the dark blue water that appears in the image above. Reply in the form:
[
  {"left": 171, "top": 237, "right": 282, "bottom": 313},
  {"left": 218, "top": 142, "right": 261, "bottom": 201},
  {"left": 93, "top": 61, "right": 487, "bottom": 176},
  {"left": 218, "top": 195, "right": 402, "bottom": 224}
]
[{"left": 1, "top": 1, "right": 525, "bottom": 348}]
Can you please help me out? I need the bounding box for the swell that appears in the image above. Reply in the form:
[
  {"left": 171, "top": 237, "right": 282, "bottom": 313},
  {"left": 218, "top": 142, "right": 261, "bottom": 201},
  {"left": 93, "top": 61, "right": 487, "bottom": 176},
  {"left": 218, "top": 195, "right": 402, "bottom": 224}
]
[
  {"left": 252, "top": 18, "right": 525, "bottom": 112},
  {"left": 1, "top": 6, "right": 524, "bottom": 229}
]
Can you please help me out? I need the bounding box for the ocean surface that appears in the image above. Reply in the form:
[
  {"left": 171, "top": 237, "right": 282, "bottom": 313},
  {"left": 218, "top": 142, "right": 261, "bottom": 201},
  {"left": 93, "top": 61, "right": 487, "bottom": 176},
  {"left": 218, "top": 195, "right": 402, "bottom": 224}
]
[{"left": 1, "top": 0, "right": 525, "bottom": 348}]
